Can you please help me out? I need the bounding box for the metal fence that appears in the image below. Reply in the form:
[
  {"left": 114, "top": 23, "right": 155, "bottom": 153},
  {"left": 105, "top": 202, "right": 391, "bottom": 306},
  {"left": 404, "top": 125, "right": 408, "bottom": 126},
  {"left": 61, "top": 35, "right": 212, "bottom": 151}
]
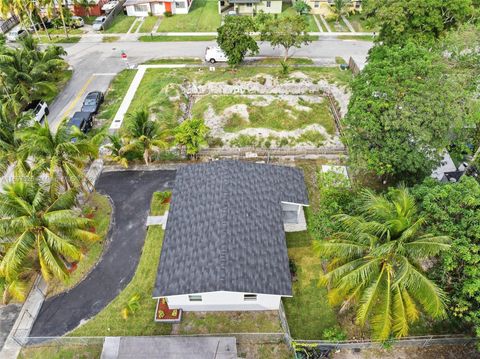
[
  {"left": 0, "top": 15, "right": 19, "bottom": 34},
  {"left": 198, "top": 146, "right": 347, "bottom": 158}
]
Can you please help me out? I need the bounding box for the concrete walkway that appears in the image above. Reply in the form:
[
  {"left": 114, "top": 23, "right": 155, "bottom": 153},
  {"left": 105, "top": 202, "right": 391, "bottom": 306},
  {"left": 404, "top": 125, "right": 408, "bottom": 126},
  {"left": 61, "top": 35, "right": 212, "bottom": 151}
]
[
  {"left": 313, "top": 15, "right": 324, "bottom": 33},
  {"left": 319, "top": 15, "right": 331, "bottom": 33},
  {"left": 341, "top": 15, "right": 356, "bottom": 33},
  {"left": 110, "top": 64, "right": 187, "bottom": 130},
  {"left": 101, "top": 336, "right": 237, "bottom": 359}
]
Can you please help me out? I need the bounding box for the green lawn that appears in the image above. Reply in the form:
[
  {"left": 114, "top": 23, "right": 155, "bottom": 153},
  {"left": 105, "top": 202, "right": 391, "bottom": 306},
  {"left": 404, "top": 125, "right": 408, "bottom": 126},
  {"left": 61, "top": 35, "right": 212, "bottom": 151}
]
[
  {"left": 47, "top": 194, "right": 112, "bottom": 298},
  {"left": 19, "top": 343, "right": 102, "bottom": 359},
  {"left": 139, "top": 35, "right": 217, "bottom": 42},
  {"left": 327, "top": 18, "right": 349, "bottom": 32},
  {"left": 102, "top": 35, "right": 120, "bottom": 42},
  {"left": 143, "top": 58, "right": 202, "bottom": 64},
  {"left": 337, "top": 34, "right": 375, "bottom": 41},
  {"left": 156, "top": 0, "right": 221, "bottom": 32},
  {"left": 139, "top": 16, "right": 159, "bottom": 33},
  {"left": 105, "top": 13, "right": 136, "bottom": 33},
  {"left": 82, "top": 16, "right": 97, "bottom": 25},
  {"left": 347, "top": 14, "right": 378, "bottom": 32},
  {"left": 283, "top": 231, "right": 339, "bottom": 340},
  {"left": 192, "top": 95, "right": 336, "bottom": 134},
  {"left": 38, "top": 36, "right": 81, "bottom": 44},
  {"left": 71, "top": 192, "right": 172, "bottom": 336},
  {"left": 96, "top": 69, "right": 136, "bottom": 126}
]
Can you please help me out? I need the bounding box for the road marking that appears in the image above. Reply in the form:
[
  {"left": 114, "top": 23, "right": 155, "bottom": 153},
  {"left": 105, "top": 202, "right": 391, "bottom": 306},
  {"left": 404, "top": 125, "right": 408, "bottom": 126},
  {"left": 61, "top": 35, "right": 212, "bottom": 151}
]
[
  {"left": 60, "top": 75, "right": 94, "bottom": 120},
  {"left": 93, "top": 73, "right": 117, "bottom": 76}
]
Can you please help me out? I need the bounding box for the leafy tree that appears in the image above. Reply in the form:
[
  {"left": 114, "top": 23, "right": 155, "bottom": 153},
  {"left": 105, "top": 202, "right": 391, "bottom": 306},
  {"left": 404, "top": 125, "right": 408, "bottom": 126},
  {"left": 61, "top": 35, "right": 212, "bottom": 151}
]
[
  {"left": 74, "top": 0, "right": 95, "bottom": 16},
  {"left": 121, "top": 109, "right": 169, "bottom": 165},
  {"left": 174, "top": 118, "right": 209, "bottom": 159},
  {"left": 105, "top": 134, "right": 129, "bottom": 168},
  {"left": 363, "top": 0, "right": 475, "bottom": 45},
  {"left": 19, "top": 120, "right": 99, "bottom": 191},
  {"left": 293, "top": 0, "right": 311, "bottom": 15},
  {"left": 315, "top": 187, "right": 450, "bottom": 340},
  {"left": 412, "top": 177, "right": 480, "bottom": 338},
  {"left": 343, "top": 42, "right": 470, "bottom": 183},
  {"left": 332, "top": 0, "right": 350, "bottom": 22},
  {"left": 217, "top": 16, "right": 258, "bottom": 66},
  {"left": 259, "top": 15, "right": 311, "bottom": 61},
  {"left": 0, "top": 180, "right": 98, "bottom": 302}
]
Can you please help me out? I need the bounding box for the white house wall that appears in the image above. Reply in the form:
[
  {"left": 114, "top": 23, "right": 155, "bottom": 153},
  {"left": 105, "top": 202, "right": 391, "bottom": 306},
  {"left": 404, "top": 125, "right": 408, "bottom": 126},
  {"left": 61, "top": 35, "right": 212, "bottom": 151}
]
[{"left": 164, "top": 291, "right": 283, "bottom": 311}]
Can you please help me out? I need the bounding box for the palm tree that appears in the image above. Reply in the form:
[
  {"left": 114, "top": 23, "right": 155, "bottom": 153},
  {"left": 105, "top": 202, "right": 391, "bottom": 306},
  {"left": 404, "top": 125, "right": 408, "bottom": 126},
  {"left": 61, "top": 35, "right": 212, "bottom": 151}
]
[
  {"left": 315, "top": 187, "right": 450, "bottom": 340},
  {"left": 18, "top": 120, "right": 99, "bottom": 191},
  {"left": 121, "top": 109, "right": 169, "bottom": 165},
  {"left": 105, "top": 134, "right": 129, "bottom": 168},
  {"left": 332, "top": 0, "right": 350, "bottom": 23},
  {"left": 0, "top": 180, "right": 98, "bottom": 302},
  {"left": 0, "top": 104, "right": 31, "bottom": 177}
]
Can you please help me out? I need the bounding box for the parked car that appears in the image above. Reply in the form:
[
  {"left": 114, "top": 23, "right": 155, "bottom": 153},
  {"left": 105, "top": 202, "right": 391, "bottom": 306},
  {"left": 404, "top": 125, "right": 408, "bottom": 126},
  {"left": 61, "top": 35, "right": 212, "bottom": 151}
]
[
  {"left": 92, "top": 16, "right": 107, "bottom": 31},
  {"left": 205, "top": 46, "right": 228, "bottom": 63},
  {"left": 6, "top": 26, "right": 27, "bottom": 42},
  {"left": 81, "top": 91, "right": 104, "bottom": 114},
  {"left": 24, "top": 100, "right": 49, "bottom": 123},
  {"left": 67, "top": 111, "right": 94, "bottom": 135},
  {"left": 101, "top": 0, "right": 119, "bottom": 13},
  {"left": 70, "top": 16, "right": 85, "bottom": 29},
  {"left": 27, "top": 23, "right": 41, "bottom": 32}
]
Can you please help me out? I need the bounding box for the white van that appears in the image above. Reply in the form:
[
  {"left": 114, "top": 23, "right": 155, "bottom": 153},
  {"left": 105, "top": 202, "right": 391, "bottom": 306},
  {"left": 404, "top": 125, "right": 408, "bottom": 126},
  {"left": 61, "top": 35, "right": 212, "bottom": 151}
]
[{"left": 205, "top": 46, "right": 228, "bottom": 63}]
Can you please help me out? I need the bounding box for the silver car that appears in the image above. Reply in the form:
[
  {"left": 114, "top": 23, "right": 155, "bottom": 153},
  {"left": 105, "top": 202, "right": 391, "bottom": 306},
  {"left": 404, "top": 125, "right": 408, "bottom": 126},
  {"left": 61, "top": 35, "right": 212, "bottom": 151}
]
[
  {"left": 6, "top": 26, "right": 28, "bottom": 42},
  {"left": 92, "top": 16, "right": 107, "bottom": 31}
]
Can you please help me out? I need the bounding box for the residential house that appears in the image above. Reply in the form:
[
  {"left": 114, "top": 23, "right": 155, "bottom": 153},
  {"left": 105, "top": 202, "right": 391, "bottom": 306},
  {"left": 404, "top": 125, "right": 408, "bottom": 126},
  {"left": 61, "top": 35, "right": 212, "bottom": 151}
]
[
  {"left": 218, "top": 0, "right": 282, "bottom": 15},
  {"left": 124, "top": 0, "right": 192, "bottom": 16},
  {"left": 153, "top": 160, "right": 309, "bottom": 312}
]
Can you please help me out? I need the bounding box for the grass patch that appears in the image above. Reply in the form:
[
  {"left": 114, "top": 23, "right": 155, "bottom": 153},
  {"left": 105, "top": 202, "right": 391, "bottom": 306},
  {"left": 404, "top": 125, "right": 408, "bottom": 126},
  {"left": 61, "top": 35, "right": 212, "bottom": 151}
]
[
  {"left": 254, "top": 57, "right": 313, "bottom": 65},
  {"left": 82, "top": 16, "right": 97, "bottom": 25},
  {"left": 337, "top": 34, "right": 375, "bottom": 41},
  {"left": 102, "top": 35, "right": 120, "bottom": 42},
  {"left": 139, "top": 16, "right": 159, "bottom": 33},
  {"left": 143, "top": 58, "right": 202, "bottom": 64},
  {"left": 192, "top": 95, "right": 336, "bottom": 134},
  {"left": 347, "top": 14, "right": 378, "bottom": 32},
  {"left": 176, "top": 311, "right": 282, "bottom": 334},
  {"left": 46, "top": 194, "right": 112, "bottom": 298},
  {"left": 297, "top": 130, "right": 326, "bottom": 147},
  {"left": 70, "top": 192, "right": 172, "bottom": 336},
  {"left": 96, "top": 69, "right": 136, "bottom": 126},
  {"left": 105, "top": 13, "right": 136, "bottom": 33},
  {"left": 38, "top": 36, "right": 81, "bottom": 44},
  {"left": 156, "top": 0, "right": 221, "bottom": 32},
  {"left": 335, "top": 56, "right": 346, "bottom": 64},
  {"left": 280, "top": 3, "right": 319, "bottom": 32},
  {"left": 139, "top": 35, "right": 217, "bottom": 42},
  {"left": 19, "top": 343, "right": 102, "bottom": 359},
  {"left": 237, "top": 343, "right": 292, "bottom": 359},
  {"left": 38, "top": 28, "right": 84, "bottom": 36},
  {"left": 283, "top": 231, "right": 339, "bottom": 339},
  {"left": 326, "top": 18, "right": 349, "bottom": 32}
]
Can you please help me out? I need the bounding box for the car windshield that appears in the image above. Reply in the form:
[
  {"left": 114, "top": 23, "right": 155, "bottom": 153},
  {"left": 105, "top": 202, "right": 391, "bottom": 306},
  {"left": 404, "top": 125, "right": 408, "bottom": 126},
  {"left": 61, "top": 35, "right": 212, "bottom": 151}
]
[
  {"left": 94, "top": 20, "right": 103, "bottom": 24},
  {"left": 84, "top": 98, "right": 97, "bottom": 106}
]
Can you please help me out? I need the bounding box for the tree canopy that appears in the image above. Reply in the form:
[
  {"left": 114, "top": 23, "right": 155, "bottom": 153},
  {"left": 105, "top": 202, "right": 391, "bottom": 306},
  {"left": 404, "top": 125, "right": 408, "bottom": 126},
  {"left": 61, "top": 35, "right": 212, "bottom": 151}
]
[
  {"left": 217, "top": 16, "right": 259, "bottom": 66},
  {"left": 343, "top": 41, "right": 470, "bottom": 182},
  {"left": 363, "top": 0, "right": 476, "bottom": 45},
  {"left": 412, "top": 177, "right": 480, "bottom": 337}
]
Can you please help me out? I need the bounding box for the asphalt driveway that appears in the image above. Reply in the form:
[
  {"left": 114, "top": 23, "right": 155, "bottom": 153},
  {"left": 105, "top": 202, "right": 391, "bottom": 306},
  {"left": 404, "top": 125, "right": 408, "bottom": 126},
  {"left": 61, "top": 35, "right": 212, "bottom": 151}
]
[{"left": 30, "top": 170, "right": 176, "bottom": 337}]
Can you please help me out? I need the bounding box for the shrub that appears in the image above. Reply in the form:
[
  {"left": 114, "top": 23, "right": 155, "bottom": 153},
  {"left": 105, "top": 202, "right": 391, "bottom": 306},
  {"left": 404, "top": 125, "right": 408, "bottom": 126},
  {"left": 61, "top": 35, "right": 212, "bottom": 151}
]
[
  {"left": 264, "top": 140, "right": 271, "bottom": 149},
  {"left": 258, "top": 76, "right": 266, "bottom": 85},
  {"left": 157, "top": 310, "right": 165, "bottom": 319},
  {"left": 279, "top": 60, "right": 290, "bottom": 76},
  {"left": 226, "top": 79, "right": 234, "bottom": 85},
  {"left": 278, "top": 137, "right": 289, "bottom": 147},
  {"left": 294, "top": 78, "right": 301, "bottom": 83},
  {"left": 322, "top": 327, "right": 347, "bottom": 341},
  {"left": 206, "top": 136, "right": 224, "bottom": 148},
  {"left": 230, "top": 134, "right": 258, "bottom": 147},
  {"left": 164, "top": 11, "right": 173, "bottom": 17}
]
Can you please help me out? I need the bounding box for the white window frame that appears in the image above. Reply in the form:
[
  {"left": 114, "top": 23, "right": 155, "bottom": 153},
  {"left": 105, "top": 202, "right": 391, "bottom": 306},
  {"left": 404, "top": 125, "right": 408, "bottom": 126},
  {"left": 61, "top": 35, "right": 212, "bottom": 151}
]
[
  {"left": 266, "top": 1, "right": 271, "bottom": 7},
  {"left": 133, "top": 4, "right": 149, "bottom": 12},
  {"left": 246, "top": 2, "right": 252, "bottom": 7},
  {"left": 314, "top": 1, "right": 319, "bottom": 7}
]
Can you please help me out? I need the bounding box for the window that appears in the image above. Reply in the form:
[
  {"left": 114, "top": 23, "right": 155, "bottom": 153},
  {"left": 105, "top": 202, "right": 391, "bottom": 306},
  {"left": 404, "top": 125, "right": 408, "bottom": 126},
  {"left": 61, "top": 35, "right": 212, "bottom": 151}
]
[
  {"left": 246, "top": 2, "right": 252, "bottom": 6},
  {"left": 266, "top": 1, "right": 271, "bottom": 7},
  {"left": 175, "top": 1, "right": 186, "bottom": 7},
  {"left": 188, "top": 295, "right": 202, "bottom": 302},
  {"left": 314, "top": 1, "right": 319, "bottom": 7},
  {"left": 244, "top": 294, "right": 257, "bottom": 301},
  {"left": 133, "top": 4, "right": 149, "bottom": 12}
]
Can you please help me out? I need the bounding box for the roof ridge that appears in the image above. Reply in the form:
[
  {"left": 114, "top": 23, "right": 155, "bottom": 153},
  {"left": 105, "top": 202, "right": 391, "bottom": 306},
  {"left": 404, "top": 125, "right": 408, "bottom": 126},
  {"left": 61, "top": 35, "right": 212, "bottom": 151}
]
[{"left": 218, "top": 163, "right": 229, "bottom": 289}]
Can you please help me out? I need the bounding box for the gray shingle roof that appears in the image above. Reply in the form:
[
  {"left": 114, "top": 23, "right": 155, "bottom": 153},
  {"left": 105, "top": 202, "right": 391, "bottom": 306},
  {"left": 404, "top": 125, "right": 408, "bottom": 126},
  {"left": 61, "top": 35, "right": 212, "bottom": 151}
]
[{"left": 153, "top": 160, "right": 308, "bottom": 297}]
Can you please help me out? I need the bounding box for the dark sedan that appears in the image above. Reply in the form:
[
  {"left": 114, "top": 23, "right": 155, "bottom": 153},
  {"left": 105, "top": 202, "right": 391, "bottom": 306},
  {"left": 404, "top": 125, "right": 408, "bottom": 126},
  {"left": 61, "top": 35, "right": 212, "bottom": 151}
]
[
  {"left": 67, "top": 111, "right": 94, "bottom": 135},
  {"left": 81, "top": 91, "right": 104, "bottom": 114}
]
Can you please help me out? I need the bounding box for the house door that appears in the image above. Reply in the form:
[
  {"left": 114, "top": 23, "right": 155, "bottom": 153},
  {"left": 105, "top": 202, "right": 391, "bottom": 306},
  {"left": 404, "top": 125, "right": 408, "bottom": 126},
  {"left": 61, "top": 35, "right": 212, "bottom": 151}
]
[{"left": 165, "top": 2, "right": 172, "bottom": 12}]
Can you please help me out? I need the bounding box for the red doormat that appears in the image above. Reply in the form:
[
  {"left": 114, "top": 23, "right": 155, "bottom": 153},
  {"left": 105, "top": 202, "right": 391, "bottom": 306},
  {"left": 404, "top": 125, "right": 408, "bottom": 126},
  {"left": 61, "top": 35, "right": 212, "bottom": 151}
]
[{"left": 154, "top": 297, "right": 182, "bottom": 322}]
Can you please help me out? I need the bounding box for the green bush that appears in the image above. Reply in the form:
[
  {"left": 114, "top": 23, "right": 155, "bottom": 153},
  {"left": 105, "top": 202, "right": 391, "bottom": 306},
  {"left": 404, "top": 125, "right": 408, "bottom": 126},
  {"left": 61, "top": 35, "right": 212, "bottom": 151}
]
[
  {"left": 322, "top": 327, "right": 347, "bottom": 341},
  {"left": 230, "top": 134, "right": 258, "bottom": 147}
]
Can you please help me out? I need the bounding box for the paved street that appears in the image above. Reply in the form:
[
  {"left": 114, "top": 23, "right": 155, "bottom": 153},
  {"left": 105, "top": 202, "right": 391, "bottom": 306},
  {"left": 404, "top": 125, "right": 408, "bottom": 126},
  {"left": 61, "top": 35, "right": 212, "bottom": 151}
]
[
  {"left": 30, "top": 170, "right": 176, "bottom": 337},
  {"left": 48, "top": 38, "right": 372, "bottom": 129}
]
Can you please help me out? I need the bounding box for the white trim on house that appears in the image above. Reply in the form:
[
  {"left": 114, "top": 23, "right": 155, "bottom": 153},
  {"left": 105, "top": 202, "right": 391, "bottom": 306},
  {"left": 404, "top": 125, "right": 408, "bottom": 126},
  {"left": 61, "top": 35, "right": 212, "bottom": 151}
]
[
  {"left": 125, "top": 0, "right": 192, "bottom": 16},
  {"left": 155, "top": 291, "right": 291, "bottom": 311}
]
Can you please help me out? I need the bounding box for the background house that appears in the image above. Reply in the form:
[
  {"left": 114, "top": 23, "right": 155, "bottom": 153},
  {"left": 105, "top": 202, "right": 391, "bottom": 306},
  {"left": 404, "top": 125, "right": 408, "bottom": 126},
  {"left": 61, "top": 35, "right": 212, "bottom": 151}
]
[
  {"left": 153, "top": 160, "right": 309, "bottom": 311},
  {"left": 218, "top": 0, "right": 282, "bottom": 15},
  {"left": 124, "top": 0, "right": 192, "bottom": 16}
]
